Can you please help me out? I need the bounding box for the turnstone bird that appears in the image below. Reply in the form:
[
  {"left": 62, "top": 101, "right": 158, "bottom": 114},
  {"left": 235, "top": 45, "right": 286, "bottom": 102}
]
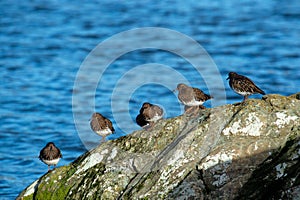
[
  {"left": 137, "top": 102, "right": 164, "bottom": 128},
  {"left": 90, "top": 112, "right": 115, "bottom": 142},
  {"left": 227, "top": 72, "right": 265, "bottom": 102},
  {"left": 175, "top": 83, "right": 212, "bottom": 113},
  {"left": 39, "top": 142, "right": 62, "bottom": 172}
]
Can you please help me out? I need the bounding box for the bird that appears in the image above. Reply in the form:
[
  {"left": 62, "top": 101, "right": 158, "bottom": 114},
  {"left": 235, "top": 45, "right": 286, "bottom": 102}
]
[
  {"left": 137, "top": 102, "right": 164, "bottom": 128},
  {"left": 135, "top": 113, "right": 150, "bottom": 129},
  {"left": 39, "top": 142, "right": 62, "bottom": 172},
  {"left": 174, "top": 83, "right": 212, "bottom": 113},
  {"left": 227, "top": 72, "right": 265, "bottom": 102},
  {"left": 90, "top": 112, "right": 115, "bottom": 142}
]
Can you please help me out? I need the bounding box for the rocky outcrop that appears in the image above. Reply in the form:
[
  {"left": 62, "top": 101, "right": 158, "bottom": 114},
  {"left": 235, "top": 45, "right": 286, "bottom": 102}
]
[{"left": 18, "top": 94, "right": 300, "bottom": 200}]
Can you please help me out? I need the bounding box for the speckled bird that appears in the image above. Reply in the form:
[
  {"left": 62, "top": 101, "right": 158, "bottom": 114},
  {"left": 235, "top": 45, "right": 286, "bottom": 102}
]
[
  {"left": 137, "top": 102, "right": 163, "bottom": 128},
  {"left": 39, "top": 142, "right": 62, "bottom": 172},
  {"left": 90, "top": 112, "right": 115, "bottom": 142},
  {"left": 227, "top": 72, "right": 265, "bottom": 102},
  {"left": 175, "top": 83, "right": 212, "bottom": 114}
]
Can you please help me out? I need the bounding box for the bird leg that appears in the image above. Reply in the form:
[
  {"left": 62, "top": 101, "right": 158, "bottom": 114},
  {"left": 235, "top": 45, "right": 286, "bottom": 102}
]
[
  {"left": 184, "top": 106, "right": 195, "bottom": 114},
  {"left": 191, "top": 106, "right": 201, "bottom": 117},
  {"left": 243, "top": 95, "right": 249, "bottom": 102},
  {"left": 100, "top": 136, "right": 106, "bottom": 143},
  {"left": 185, "top": 105, "right": 202, "bottom": 116}
]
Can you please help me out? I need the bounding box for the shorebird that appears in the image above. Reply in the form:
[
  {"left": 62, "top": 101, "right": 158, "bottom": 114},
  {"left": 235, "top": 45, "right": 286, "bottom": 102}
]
[
  {"left": 174, "top": 83, "right": 212, "bottom": 113},
  {"left": 39, "top": 142, "right": 62, "bottom": 172},
  {"left": 90, "top": 112, "right": 115, "bottom": 142},
  {"left": 137, "top": 102, "right": 164, "bottom": 128},
  {"left": 227, "top": 72, "right": 265, "bottom": 102}
]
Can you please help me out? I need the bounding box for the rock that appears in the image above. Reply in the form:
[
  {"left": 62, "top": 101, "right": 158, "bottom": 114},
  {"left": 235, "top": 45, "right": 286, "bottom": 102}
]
[{"left": 17, "top": 94, "right": 300, "bottom": 200}]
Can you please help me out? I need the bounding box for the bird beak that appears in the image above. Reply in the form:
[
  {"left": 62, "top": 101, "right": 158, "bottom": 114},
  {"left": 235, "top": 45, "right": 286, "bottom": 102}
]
[
  {"left": 226, "top": 76, "right": 229, "bottom": 80},
  {"left": 172, "top": 88, "right": 178, "bottom": 93}
]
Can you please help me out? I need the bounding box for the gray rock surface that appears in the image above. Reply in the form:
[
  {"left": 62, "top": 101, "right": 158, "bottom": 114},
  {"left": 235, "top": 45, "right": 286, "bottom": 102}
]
[{"left": 17, "top": 93, "right": 300, "bottom": 200}]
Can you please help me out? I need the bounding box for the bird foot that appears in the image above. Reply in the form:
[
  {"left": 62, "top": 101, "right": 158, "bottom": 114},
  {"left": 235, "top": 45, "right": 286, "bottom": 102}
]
[{"left": 100, "top": 137, "right": 107, "bottom": 144}]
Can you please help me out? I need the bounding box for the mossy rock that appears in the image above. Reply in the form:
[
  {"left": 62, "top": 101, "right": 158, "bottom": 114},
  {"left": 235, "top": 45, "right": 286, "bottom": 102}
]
[{"left": 18, "top": 93, "right": 300, "bottom": 199}]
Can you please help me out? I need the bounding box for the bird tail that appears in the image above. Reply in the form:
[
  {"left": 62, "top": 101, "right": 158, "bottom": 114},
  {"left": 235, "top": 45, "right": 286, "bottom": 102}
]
[
  {"left": 207, "top": 94, "right": 213, "bottom": 100},
  {"left": 257, "top": 87, "right": 265, "bottom": 95}
]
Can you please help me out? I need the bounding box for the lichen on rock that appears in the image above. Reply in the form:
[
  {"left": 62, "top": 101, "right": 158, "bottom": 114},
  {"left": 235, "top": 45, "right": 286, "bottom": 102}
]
[{"left": 17, "top": 93, "right": 300, "bottom": 200}]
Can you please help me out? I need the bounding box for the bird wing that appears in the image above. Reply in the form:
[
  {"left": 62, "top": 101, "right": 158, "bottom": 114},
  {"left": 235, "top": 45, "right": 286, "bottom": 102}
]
[
  {"left": 58, "top": 148, "right": 62, "bottom": 158},
  {"left": 39, "top": 146, "right": 62, "bottom": 160},
  {"left": 39, "top": 148, "right": 45, "bottom": 160},
  {"left": 236, "top": 76, "right": 265, "bottom": 95},
  {"left": 193, "top": 88, "right": 211, "bottom": 101},
  {"left": 153, "top": 105, "right": 163, "bottom": 116},
  {"left": 105, "top": 118, "right": 115, "bottom": 132}
]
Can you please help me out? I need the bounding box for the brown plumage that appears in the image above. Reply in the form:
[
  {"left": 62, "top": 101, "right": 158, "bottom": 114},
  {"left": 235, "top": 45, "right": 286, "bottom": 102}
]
[
  {"left": 175, "top": 83, "right": 212, "bottom": 106},
  {"left": 90, "top": 112, "right": 115, "bottom": 142},
  {"left": 137, "top": 102, "right": 163, "bottom": 128},
  {"left": 135, "top": 113, "right": 149, "bottom": 128},
  {"left": 39, "top": 142, "right": 62, "bottom": 171},
  {"left": 141, "top": 102, "right": 164, "bottom": 121},
  {"left": 227, "top": 72, "right": 265, "bottom": 102}
]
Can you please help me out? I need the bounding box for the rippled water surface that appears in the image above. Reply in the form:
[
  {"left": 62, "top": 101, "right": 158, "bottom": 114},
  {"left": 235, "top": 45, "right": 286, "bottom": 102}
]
[{"left": 1, "top": 0, "right": 300, "bottom": 198}]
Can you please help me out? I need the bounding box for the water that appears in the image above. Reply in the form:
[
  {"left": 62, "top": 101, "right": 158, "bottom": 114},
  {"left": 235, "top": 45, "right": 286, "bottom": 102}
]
[{"left": 1, "top": 0, "right": 299, "bottom": 198}]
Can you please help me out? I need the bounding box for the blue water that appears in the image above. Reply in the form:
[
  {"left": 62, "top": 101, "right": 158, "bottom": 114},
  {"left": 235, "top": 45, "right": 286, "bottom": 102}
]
[{"left": 1, "top": 0, "right": 300, "bottom": 198}]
